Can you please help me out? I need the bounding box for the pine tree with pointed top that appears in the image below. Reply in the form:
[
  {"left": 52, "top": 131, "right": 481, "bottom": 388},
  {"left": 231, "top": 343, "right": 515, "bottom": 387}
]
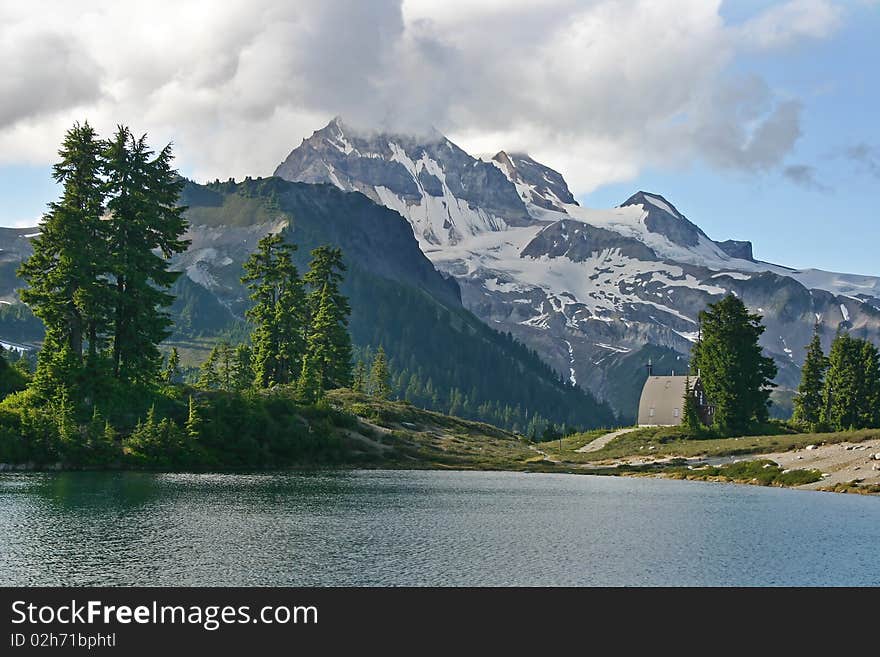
[
  {"left": 242, "top": 234, "right": 306, "bottom": 387},
  {"left": 185, "top": 396, "right": 201, "bottom": 440},
  {"left": 352, "top": 360, "right": 367, "bottom": 393},
  {"left": 369, "top": 347, "right": 391, "bottom": 400},
  {"left": 690, "top": 295, "right": 777, "bottom": 434},
  {"left": 820, "top": 332, "right": 875, "bottom": 430},
  {"left": 163, "top": 347, "right": 181, "bottom": 385},
  {"left": 232, "top": 344, "right": 254, "bottom": 391},
  {"left": 682, "top": 374, "right": 702, "bottom": 432},
  {"left": 103, "top": 126, "right": 189, "bottom": 383},
  {"left": 792, "top": 325, "right": 827, "bottom": 428},
  {"left": 198, "top": 346, "right": 221, "bottom": 390},
  {"left": 19, "top": 121, "right": 112, "bottom": 401},
  {"left": 303, "top": 246, "right": 352, "bottom": 388},
  {"left": 217, "top": 342, "right": 234, "bottom": 391}
]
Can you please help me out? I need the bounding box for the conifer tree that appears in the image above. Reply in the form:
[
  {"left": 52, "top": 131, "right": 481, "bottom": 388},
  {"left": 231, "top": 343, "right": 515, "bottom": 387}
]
[
  {"left": 163, "top": 347, "right": 181, "bottom": 385},
  {"left": 198, "top": 346, "right": 221, "bottom": 390},
  {"left": 297, "top": 354, "right": 322, "bottom": 404},
  {"left": 822, "top": 332, "right": 862, "bottom": 430},
  {"left": 103, "top": 126, "right": 189, "bottom": 383},
  {"left": 792, "top": 325, "right": 827, "bottom": 427},
  {"left": 19, "top": 122, "right": 111, "bottom": 399},
  {"left": 304, "top": 283, "right": 341, "bottom": 394},
  {"left": 859, "top": 339, "right": 880, "bottom": 429},
  {"left": 102, "top": 419, "right": 116, "bottom": 445},
  {"left": 242, "top": 234, "right": 306, "bottom": 387},
  {"left": 682, "top": 374, "right": 702, "bottom": 432},
  {"left": 369, "top": 347, "right": 391, "bottom": 399},
  {"left": 217, "top": 342, "right": 234, "bottom": 391},
  {"left": 303, "top": 246, "right": 352, "bottom": 387},
  {"left": 352, "top": 360, "right": 367, "bottom": 393},
  {"left": 232, "top": 344, "right": 254, "bottom": 391},
  {"left": 690, "top": 295, "right": 777, "bottom": 434},
  {"left": 185, "top": 396, "right": 201, "bottom": 440}
]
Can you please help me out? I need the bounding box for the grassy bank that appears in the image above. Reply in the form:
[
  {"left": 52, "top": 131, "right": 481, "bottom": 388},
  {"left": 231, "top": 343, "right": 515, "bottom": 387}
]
[
  {"left": 0, "top": 387, "right": 544, "bottom": 473},
  {"left": 3, "top": 387, "right": 874, "bottom": 497},
  {"left": 545, "top": 425, "right": 880, "bottom": 463}
]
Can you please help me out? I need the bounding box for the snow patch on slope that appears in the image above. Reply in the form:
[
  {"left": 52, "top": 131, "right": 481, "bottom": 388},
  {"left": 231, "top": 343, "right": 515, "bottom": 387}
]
[
  {"left": 563, "top": 339, "right": 577, "bottom": 384},
  {"left": 643, "top": 193, "right": 678, "bottom": 217},
  {"left": 377, "top": 143, "right": 509, "bottom": 248}
]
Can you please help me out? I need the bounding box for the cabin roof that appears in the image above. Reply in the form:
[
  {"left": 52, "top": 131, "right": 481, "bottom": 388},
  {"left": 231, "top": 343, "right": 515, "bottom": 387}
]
[{"left": 637, "top": 375, "right": 699, "bottom": 426}]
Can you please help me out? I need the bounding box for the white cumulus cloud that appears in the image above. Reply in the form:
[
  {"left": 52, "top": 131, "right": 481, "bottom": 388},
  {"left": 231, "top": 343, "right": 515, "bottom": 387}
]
[{"left": 0, "top": 0, "right": 847, "bottom": 193}]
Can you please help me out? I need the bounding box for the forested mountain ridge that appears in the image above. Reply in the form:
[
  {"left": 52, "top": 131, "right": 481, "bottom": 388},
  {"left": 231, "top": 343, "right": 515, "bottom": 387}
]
[
  {"left": 178, "top": 177, "right": 617, "bottom": 433},
  {"left": 0, "top": 176, "right": 616, "bottom": 433}
]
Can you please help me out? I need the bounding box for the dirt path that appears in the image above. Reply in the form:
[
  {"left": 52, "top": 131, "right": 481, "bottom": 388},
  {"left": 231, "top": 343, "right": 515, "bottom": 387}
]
[
  {"left": 576, "top": 427, "right": 639, "bottom": 453},
  {"left": 529, "top": 445, "right": 561, "bottom": 463}
]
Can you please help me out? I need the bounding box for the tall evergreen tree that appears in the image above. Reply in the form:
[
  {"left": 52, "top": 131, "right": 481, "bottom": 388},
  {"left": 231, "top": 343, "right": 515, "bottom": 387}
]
[
  {"left": 682, "top": 374, "right": 702, "bottom": 432},
  {"left": 859, "top": 339, "right": 880, "bottom": 429},
  {"left": 690, "top": 295, "right": 777, "bottom": 434},
  {"left": 792, "top": 325, "right": 827, "bottom": 427},
  {"left": 305, "top": 283, "right": 343, "bottom": 394},
  {"left": 19, "top": 122, "right": 111, "bottom": 399},
  {"left": 351, "top": 360, "right": 367, "bottom": 393},
  {"left": 241, "top": 234, "right": 306, "bottom": 387},
  {"left": 297, "top": 354, "right": 322, "bottom": 404},
  {"left": 185, "top": 396, "right": 201, "bottom": 440},
  {"left": 822, "top": 332, "right": 861, "bottom": 430},
  {"left": 163, "top": 347, "right": 181, "bottom": 384},
  {"left": 369, "top": 347, "right": 391, "bottom": 399},
  {"left": 822, "top": 332, "right": 880, "bottom": 430},
  {"left": 303, "top": 246, "right": 352, "bottom": 387},
  {"left": 216, "top": 342, "right": 234, "bottom": 391},
  {"left": 198, "top": 346, "right": 221, "bottom": 390},
  {"left": 103, "top": 126, "right": 189, "bottom": 383},
  {"left": 232, "top": 344, "right": 254, "bottom": 391}
]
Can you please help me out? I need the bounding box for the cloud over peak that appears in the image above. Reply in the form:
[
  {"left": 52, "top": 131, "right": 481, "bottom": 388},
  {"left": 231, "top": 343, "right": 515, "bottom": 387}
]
[{"left": 0, "top": 0, "right": 846, "bottom": 193}]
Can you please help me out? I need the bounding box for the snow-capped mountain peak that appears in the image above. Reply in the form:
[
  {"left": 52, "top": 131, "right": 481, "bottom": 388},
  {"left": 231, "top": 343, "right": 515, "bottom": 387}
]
[
  {"left": 274, "top": 119, "right": 880, "bottom": 418},
  {"left": 620, "top": 191, "right": 708, "bottom": 249},
  {"left": 489, "top": 151, "right": 577, "bottom": 214},
  {"left": 275, "top": 118, "right": 532, "bottom": 248}
]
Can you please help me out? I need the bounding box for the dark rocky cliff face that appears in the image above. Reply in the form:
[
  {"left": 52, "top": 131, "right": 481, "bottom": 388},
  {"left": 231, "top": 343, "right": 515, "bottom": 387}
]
[
  {"left": 716, "top": 239, "right": 754, "bottom": 261},
  {"left": 522, "top": 220, "right": 657, "bottom": 261},
  {"left": 178, "top": 177, "right": 462, "bottom": 309}
]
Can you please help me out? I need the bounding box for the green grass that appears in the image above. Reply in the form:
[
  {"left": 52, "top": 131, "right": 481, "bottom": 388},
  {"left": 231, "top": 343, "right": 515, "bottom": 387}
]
[
  {"left": 547, "top": 426, "right": 880, "bottom": 463},
  {"left": 820, "top": 481, "right": 880, "bottom": 495},
  {"left": 327, "top": 389, "right": 541, "bottom": 471},
  {"left": 665, "top": 459, "right": 823, "bottom": 487}
]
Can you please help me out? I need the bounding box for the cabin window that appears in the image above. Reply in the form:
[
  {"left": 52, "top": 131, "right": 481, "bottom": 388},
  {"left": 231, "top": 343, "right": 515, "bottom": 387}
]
[{"left": 673, "top": 408, "right": 679, "bottom": 417}]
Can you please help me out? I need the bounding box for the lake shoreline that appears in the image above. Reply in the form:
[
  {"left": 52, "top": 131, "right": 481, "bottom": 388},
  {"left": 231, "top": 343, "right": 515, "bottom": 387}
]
[{"left": 4, "top": 445, "right": 879, "bottom": 497}]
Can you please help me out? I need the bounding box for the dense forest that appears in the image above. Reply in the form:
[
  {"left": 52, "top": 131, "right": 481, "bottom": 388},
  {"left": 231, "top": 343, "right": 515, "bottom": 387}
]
[
  {"left": 0, "top": 123, "right": 619, "bottom": 470},
  {"left": 174, "top": 176, "right": 618, "bottom": 433},
  {"left": 0, "top": 123, "right": 359, "bottom": 468}
]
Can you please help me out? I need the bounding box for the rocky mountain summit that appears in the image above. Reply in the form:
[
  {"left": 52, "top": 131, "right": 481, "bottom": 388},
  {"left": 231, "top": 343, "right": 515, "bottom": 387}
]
[{"left": 275, "top": 118, "right": 880, "bottom": 419}]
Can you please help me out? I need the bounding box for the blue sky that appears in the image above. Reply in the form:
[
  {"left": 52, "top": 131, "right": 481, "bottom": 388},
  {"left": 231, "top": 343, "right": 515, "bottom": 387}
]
[
  {"left": 1, "top": 0, "right": 877, "bottom": 276},
  {"left": 586, "top": 1, "right": 880, "bottom": 275}
]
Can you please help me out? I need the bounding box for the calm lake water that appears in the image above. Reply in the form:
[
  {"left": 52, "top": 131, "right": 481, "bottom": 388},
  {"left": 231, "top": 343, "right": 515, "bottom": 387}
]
[{"left": 1, "top": 470, "right": 878, "bottom": 586}]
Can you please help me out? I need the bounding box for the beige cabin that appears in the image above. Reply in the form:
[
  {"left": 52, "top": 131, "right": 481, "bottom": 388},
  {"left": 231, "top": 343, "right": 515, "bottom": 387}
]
[{"left": 637, "top": 375, "right": 712, "bottom": 427}]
